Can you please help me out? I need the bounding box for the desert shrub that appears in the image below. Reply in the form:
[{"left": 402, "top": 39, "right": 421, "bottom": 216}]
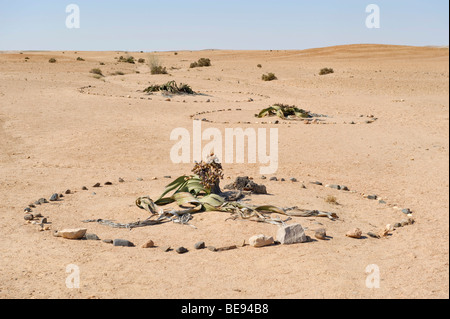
[
  {"left": 151, "top": 65, "right": 168, "bottom": 75},
  {"left": 262, "top": 73, "right": 277, "bottom": 81},
  {"left": 76, "top": 57, "right": 85, "bottom": 61},
  {"left": 90, "top": 68, "right": 103, "bottom": 76},
  {"left": 144, "top": 80, "right": 194, "bottom": 94},
  {"left": 174, "top": 52, "right": 178, "bottom": 55},
  {"left": 24, "top": 57, "right": 30, "bottom": 60},
  {"left": 48, "top": 58, "right": 56, "bottom": 63},
  {"left": 325, "top": 195, "right": 338, "bottom": 205},
  {"left": 138, "top": 58, "right": 145, "bottom": 63},
  {"left": 190, "top": 58, "right": 211, "bottom": 68},
  {"left": 118, "top": 55, "right": 135, "bottom": 64},
  {"left": 319, "top": 68, "right": 334, "bottom": 75}
]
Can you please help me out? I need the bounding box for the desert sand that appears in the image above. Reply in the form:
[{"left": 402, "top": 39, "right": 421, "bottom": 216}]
[{"left": 0, "top": 44, "right": 448, "bottom": 299}]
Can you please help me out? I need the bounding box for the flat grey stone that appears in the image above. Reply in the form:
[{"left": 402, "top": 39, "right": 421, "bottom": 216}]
[
  {"left": 176, "top": 247, "right": 188, "bottom": 254},
  {"left": 84, "top": 233, "right": 100, "bottom": 240},
  {"left": 49, "top": 193, "right": 59, "bottom": 201},
  {"left": 113, "top": 239, "right": 135, "bottom": 247}
]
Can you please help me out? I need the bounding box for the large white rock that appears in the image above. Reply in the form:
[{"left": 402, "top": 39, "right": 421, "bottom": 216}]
[
  {"left": 249, "top": 234, "right": 274, "bottom": 247},
  {"left": 276, "top": 224, "right": 307, "bottom": 244},
  {"left": 55, "top": 228, "right": 87, "bottom": 240}
]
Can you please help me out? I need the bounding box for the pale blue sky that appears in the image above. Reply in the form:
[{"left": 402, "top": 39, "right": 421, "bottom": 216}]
[{"left": 0, "top": 0, "right": 448, "bottom": 51}]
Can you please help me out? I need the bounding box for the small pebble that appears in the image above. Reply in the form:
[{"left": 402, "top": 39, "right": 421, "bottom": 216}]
[
  {"left": 207, "top": 246, "right": 217, "bottom": 252},
  {"left": 142, "top": 240, "right": 155, "bottom": 248},
  {"left": 24, "top": 207, "right": 32, "bottom": 213},
  {"left": 160, "top": 246, "right": 171, "bottom": 252},
  {"left": 315, "top": 229, "right": 327, "bottom": 240},
  {"left": 164, "top": 176, "right": 172, "bottom": 179},
  {"left": 93, "top": 183, "right": 101, "bottom": 188},
  {"left": 270, "top": 177, "right": 278, "bottom": 181},
  {"left": 65, "top": 189, "right": 71, "bottom": 194},
  {"left": 102, "top": 239, "right": 113, "bottom": 244},
  {"left": 346, "top": 228, "right": 363, "bottom": 239},
  {"left": 402, "top": 208, "right": 412, "bottom": 215},
  {"left": 216, "top": 245, "right": 237, "bottom": 252},
  {"left": 137, "top": 178, "right": 143, "bottom": 181},
  {"left": 290, "top": 178, "right": 297, "bottom": 182},
  {"left": 113, "top": 239, "right": 135, "bottom": 247},
  {"left": 310, "top": 181, "right": 323, "bottom": 186},
  {"left": 176, "top": 247, "right": 188, "bottom": 254},
  {"left": 24, "top": 214, "right": 34, "bottom": 221},
  {"left": 82, "top": 186, "right": 88, "bottom": 190},
  {"left": 394, "top": 222, "right": 402, "bottom": 228},
  {"left": 280, "top": 178, "right": 285, "bottom": 182},
  {"left": 367, "top": 195, "right": 378, "bottom": 200},
  {"left": 49, "top": 193, "right": 59, "bottom": 201},
  {"left": 118, "top": 178, "right": 124, "bottom": 183},
  {"left": 367, "top": 232, "right": 380, "bottom": 239},
  {"left": 261, "top": 176, "right": 267, "bottom": 180},
  {"left": 84, "top": 233, "right": 100, "bottom": 240},
  {"left": 194, "top": 241, "right": 205, "bottom": 250},
  {"left": 34, "top": 213, "right": 42, "bottom": 218},
  {"left": 104, "top": 181, "right": 112, "bottom": 185}
]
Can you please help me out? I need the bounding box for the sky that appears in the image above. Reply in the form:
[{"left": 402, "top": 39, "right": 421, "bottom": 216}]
[{"left": 0, "top": 0, "right": 448, "bottom": 51}]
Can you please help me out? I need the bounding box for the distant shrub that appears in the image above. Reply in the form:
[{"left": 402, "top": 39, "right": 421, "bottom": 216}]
[
  {"left": 190, "top": 58, "right": 211, "bottom": 68},
  {"left": 118, "top": 55, "right": 135, "bottom": 64},
  {"left": 76, "top": 57, "right": 85, "bottom": 61},
  {"left": 262, "top": 73, "right": 277, "bottom": 81},
  {"left": 151, "top": 65, "right": 168, "bottom": 75},
  {"left": 174, "top": 52, "right": 178, "bottom": 55},
  {"left": 325, "top": 195, "right": 338, "bottom": 205},
  {"left": 138, "top": 58, "right": 145, "bottom": 63},
  {"left": 48, "top": 58, "right": 56, "bottom": 63},
  {"left": 90, "top": 68, "right": 103, "bottom": 76},
  {"left": 24, "top": 57, "right": 30, "bottom": 60},
  {"left": 319, "top": 68, "right": 334, "bottom": 75}
]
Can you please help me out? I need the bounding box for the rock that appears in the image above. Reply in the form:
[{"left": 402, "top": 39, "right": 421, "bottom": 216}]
[
  {"left": 400, "top": 219, "right": 410, "bottom": 227},
  {"left": 269, "top": 177, "right": 277, "bottom": 181},
  {"left": 113, "top": 239, "right": 135, "bottom": 247},
  {"left": 49, "top": 193, "right": 59, "bottom": 201},
  {"left": 310, "top": 181, "right": 323, "bottom": 186},
  {"left": 379, "top": 200, "right": 387, "bottom": 204},
  {"left": 176, "top": 247, "right": 188, "bottom": 254},
  {"left": 37, "top": 198, "right": 48, "bottom": 204},
  {"left": 24, "top": 214, "right": 34, "bottom": 221},
  {"left": 301, "top": 184, "right": 307, "bottom": 189},
  {"left": 56, "top": 228, "right": 88, "bottom": 240},
  {"left": 402, "top": 208, "right": 412, "bottom": 215},
  {"left": 160, "top": 246, "right": 171, "bottom": 252},
  {"left": 327, "top": 184, "right": 341, "bottom": 190},
  {"left": 280, "top": 178, "right": 285, "bottom": 182},
  {"left": 315, "top": 228, "right": 327, "bottom": 240},
  {"left": 65, "top": 189, "right": 71, "bottom": 194},
  {"left": 207, "top": 246, "right": 217, "bottom": 252},
  {"left": 93, "top": 183, "right": 101, "bottom": 188},
  {"left": 141, "top": 240, "right": 155, "bottom": 248},
  {"left": 394, "top": 222, "right": 402, "bottom": 228},
  {"left": 194, "top": 241, "right": 205, "bottom": 250},
  {"left": 34, "top": 213, "right": 42, "bottom": 218},
  {"left": 226, "top": 176, "right": 267, "bottom": 194},
  {"left": 164, "top": 176, "right": 172, "bottom": 179},
  {"left": 341, "top": 186, "right": 349, "bottom": 191},
  {"left": 102, "top": 239, "right": 113, "bottom": 244},
  {"left": 276, "top": 224, "right": 307, "bottom": 244},
  {"left": 118, "top": 178, "right": 125, "bottom": 183},
  {"left": 216, "top": 245, "right": 237, "bottom": 252},
  {"left": 367, "top": 195, "right": 378, "bottom": 200},
  {"left": 290, "top": 178, "right": 297, "bottom": 182},
  {"left": 137, "top": 178, "right": 143, "bottom": 181},
  {"left": 367, "top": 232, "right": 380, "bottom": 239},
  {"left": 104, "top": 181, "right": 112, "bottom": 185},
  {"left": 40, "top": 217, "right": 48, "bottom": 224},
  {"left": 249, "top": 234, "right": 275, "bottom": 247},
  {"left": 24, "top": 207, "right": 32, "bottom": 213},
  {"left": 84, "top": 233, "right": 100, "bottom": 240},
  {"left": 346, "top": 228, "right": 363, "bottom": 239},
  {"left": 261, "top": 176, "right": 267, "bottom": 180},
  {"left": 82, "top": 186, "right": 88, "bottom": 190}
]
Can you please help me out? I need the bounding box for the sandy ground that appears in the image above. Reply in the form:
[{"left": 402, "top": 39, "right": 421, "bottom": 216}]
[{"left": 0, "top": 44, "right": 448, "bottom": 299}]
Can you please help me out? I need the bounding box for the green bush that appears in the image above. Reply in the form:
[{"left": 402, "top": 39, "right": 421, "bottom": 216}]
[{"left": 262, "top": 73, "right": 277, "bottom": 81}]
